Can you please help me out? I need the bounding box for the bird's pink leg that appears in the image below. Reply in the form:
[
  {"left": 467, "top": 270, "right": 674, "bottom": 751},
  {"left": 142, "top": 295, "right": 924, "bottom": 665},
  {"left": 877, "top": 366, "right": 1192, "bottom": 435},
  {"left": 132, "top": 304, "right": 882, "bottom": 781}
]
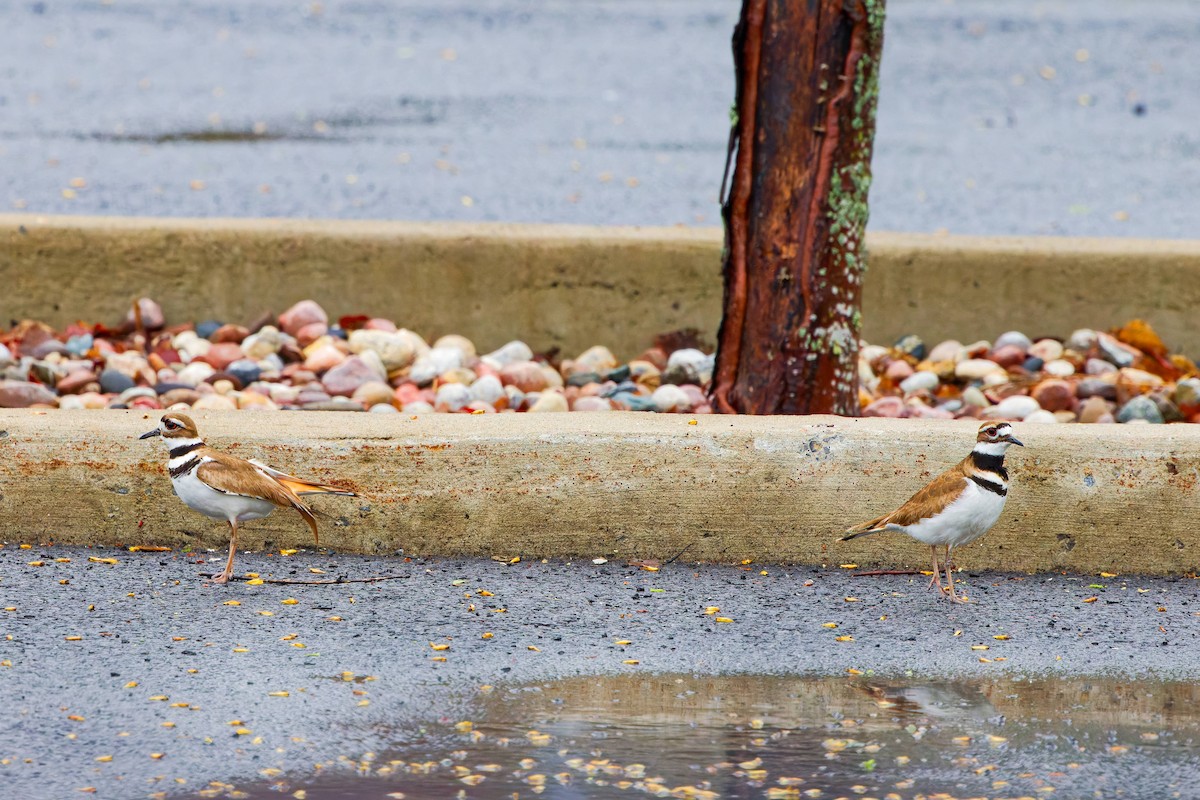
[
  {"left": 927, "top": 545, "right": 945, "bottom": 592},
  {"left": 212, "top": 520, "right": 238, "bottom": 584},
  {"left": 944, "top": 546, "right": 969, "bottom": 603}
]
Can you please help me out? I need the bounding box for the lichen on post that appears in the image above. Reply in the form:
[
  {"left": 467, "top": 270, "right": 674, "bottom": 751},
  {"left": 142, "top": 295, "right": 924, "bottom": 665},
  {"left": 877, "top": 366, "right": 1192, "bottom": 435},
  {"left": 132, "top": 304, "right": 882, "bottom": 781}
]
[{"left": 711, "top": 0, "right": 886, "bottom": 415}]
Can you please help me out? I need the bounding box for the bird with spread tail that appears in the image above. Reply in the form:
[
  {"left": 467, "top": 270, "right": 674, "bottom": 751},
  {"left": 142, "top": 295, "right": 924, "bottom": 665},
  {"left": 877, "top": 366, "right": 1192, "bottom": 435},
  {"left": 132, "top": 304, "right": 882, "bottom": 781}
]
[
  {"left": 840, "top": 421, "right": 1023, "bottom": 603},
  {"left": 140, "top": 412, "right": 356, "bottom": 584}
]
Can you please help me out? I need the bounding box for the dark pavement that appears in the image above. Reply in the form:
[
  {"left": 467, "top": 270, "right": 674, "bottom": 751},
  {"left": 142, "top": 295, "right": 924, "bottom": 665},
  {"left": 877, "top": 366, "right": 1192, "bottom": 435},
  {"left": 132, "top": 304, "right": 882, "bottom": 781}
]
[{"left": 2, "top": 546, "right": 1198, "bottom": 797}]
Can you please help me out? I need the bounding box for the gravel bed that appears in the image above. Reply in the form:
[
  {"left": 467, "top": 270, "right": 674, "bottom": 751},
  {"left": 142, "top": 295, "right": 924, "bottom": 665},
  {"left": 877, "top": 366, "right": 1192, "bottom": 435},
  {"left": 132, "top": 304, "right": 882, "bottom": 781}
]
[{"left": 1, "top": 299, "right": 1196, "bottom": 424}]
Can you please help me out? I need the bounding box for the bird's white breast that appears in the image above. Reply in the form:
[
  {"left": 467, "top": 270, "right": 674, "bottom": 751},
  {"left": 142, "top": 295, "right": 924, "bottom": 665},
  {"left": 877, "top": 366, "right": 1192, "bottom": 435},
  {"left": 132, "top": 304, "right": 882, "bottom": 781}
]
[
  {"left": 897, "top": 479, "right": 1007, "bottom": 547},
  {"left": 171, "top": 459, "right": 275, "bottom": 523}
]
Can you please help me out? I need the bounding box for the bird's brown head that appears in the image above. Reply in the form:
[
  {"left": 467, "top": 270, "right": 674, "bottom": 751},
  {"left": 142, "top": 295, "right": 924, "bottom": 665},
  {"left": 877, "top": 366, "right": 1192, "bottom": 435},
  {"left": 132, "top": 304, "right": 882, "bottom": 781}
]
[
  {"left": 976, "top": 421, "right": 1023, "bottom": 451},
  {"left": 140, "top": 412, "right": 200, "bottom": 441}
]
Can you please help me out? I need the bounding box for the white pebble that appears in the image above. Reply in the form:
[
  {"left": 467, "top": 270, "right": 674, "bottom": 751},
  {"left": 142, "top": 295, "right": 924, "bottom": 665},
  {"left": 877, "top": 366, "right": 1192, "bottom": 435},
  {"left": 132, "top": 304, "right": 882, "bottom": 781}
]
[
  {"left": 469, "top": 374, "right": 505, "bottom": 406},
  {"left": 1043, "top": 358, "right": 1076, "bottom": 377},
  {"left": 176, "top": 361, "right": 216, "bottom": 387},
  {"left": 434, "top": 382, "right": 472, "bottom": 412},
  {"left": 986, "top": 394, "right": 1041, "bottom": 420},
  {"left": 482, "top": 340, "right": 534, "bottom": 369},
  {"left": 667, "top": 348, "right": 715, "bottom": 384},
  {"left": 1023, "top": 409, "right": 1059, "bottom": 423},
  {"left": 955, "top": 358, "right": 1004, "bottom": 380},
  {"left": 651, "top": 384, "right": 692, "bottom": 412},
  {"left": 899, "top": 370, "right": 939, "bottom": 394}
]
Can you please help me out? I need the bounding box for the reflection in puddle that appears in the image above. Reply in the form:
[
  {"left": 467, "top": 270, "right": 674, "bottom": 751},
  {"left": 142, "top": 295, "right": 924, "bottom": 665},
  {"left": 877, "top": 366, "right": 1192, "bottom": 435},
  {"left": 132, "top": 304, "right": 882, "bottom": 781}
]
[{"left": 184, "top": 674, "right": 1199, "bottom": 799}]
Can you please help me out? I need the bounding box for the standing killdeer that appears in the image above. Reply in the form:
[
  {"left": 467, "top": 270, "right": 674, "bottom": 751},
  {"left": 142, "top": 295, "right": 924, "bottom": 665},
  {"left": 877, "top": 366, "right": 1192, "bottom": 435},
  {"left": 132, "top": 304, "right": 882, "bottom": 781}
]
[
  {"left": 840, "top": 421, "right": 1023, "bottom": 603},
  {"left": 140, "top": 412, "right": 356, "bottom": 584}
]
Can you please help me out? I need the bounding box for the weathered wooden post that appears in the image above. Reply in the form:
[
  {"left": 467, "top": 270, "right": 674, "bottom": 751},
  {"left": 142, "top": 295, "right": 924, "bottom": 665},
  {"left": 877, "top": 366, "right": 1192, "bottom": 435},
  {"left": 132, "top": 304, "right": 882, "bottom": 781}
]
[{"left": 711, "top": 0, "right": 886, "bottom": 415}]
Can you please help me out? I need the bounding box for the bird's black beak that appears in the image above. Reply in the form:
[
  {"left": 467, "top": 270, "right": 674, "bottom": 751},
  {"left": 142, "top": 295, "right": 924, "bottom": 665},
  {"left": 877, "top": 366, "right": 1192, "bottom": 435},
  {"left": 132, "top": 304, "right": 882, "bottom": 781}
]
[
  {"left": 139, "top": 428, "right": 161, "bottom": 440},
  {"left": 1006, "top": 434, "right": 1024, "bottom": 447}
]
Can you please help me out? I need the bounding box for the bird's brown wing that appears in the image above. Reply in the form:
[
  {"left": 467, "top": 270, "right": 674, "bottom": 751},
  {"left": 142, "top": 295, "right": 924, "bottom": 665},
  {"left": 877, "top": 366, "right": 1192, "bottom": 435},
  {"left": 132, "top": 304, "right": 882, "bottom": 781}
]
[
  {"left": 844, "top": 460, "right": 970, "bottom": 536},
  {"left": 196, "top": 453, "right": 320, "bottom": 544},
  {"left": 247, "top": 459, "right": 357, "bottom": 497}
]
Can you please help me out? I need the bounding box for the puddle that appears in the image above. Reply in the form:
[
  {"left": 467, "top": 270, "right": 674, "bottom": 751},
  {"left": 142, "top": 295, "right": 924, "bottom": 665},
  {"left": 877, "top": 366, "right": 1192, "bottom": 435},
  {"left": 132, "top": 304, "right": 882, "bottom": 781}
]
[{"left": 180, "top": 674, "right": 1200, "bottom": 799}]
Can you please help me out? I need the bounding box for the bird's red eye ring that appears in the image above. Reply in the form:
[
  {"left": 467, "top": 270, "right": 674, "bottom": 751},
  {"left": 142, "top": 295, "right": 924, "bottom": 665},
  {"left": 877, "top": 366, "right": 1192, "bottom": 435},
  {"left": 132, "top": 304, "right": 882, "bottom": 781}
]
[{"left": 986, "top": 428, "right": 997, "bottom": 436}]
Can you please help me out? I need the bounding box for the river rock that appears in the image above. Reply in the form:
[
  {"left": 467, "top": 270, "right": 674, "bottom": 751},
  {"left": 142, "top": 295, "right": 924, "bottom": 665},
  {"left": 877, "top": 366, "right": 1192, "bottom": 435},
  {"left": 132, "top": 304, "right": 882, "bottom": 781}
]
[
  {"left": 125, "top": 297, "right": 164, "bottom": 330},
  {"left": 469, "top": 374, "right": 505, "bottom": 407},
  {"left": 0, "top": 379, "right": 57, "bottom": 407},
  {"left": 573, "top": 396, "right": 613, "bottom": 412},
  {"left": 1115, "top": 368, "right": 1163, "bottom": 403},
  {"left": 651, "top": 384, "right": 691, "bottom": 412},
  {"left": 926, "top": 340, "right": 962, "bottom": 363},
  {"left": 197, "top": 342, "right": 244, "bottom": 371},
  {"left": 993, "top": 331, "right": 1033, "bottom": 352},
  {"left": 569, "top": 345, "right": 618, "bottom": 377},
  {"left": 1117, "top": 394, "right": 1163, "bottom": 424},
  {"left": 666, "top": 349, "right": 713, "bottom": 385},
  {"left": 1028, "top": 339, "right": 1064, "bottom": 362},
  {"left": 1067, "top": 328, "right": 1098, "bottom": 351},
  {"left": 192, "top": 393, "right": 238, "bottom": 411},
  {"left": 322, "top": 355, "right": 384, "bottom": 396},
  {"left": 401, "top": 400, "right": 435, "bottom": 414},
  {"left": 304, "top": 343, "right": 347, "bottom": 373},
  {"left": 1097, "top": 332, "right": 1139, "bottom": 368},
  {"left": 885, "top": 360, "right": 914, "bottom": 381},
  {"left": 57, "top": 369, "right": 98, "bottom": 394},
  {"left": 1085, "top": 358, "right": 1117, "bottom": 376},
  {"left": 1031, "top": 379, "right": 1076, "bottom": 412},
  {"left": 211, "top": 324, "right": 249, "bottom": 344},
  {"left": 351, "top": 381, "right": 395, "bottom": 409},
  {"left": 434, "top": 382, "right": 472, "bottom": 412},
  {"left": 482, "top": 340, "right": 534, "bottom": 369},
  {"left": 1023, "top": 409, "right": 1059, "bottom": 424},
  {"left": 989, "top": 344, "right": 1026, "bottom": 369},
  {"left": 528, "top": 391, "right": 569, "bottom": 413},
  {"left": 1173, "top": 378, "right": 1200, "bottom": 412},
  {"left": 279, "top": 300, "right": 328, "bottom": 337},
  {"left": 295, "top": 321, "right": 329, "bottom": 347},
  {"left": 893, "top": 334, "right": 926, "bottom": 361},
  {"left": 242, "top": 326, "right": 285, "bottom": 359},
  {"left": 433, "top": 334, "right": 477, "bottom": 360},
  {"left": 409, "top": 346, "right": 465, "bottom": 385},
  {"left": 961, "top": 386, "right": 990, "bottom": 408},
  {"left": 986, "top": 394, "right": 1041, "bottom": 420},
  {"left": 899, "top": 370, "right": 939, "bottom": 394},
  {"left": 499, "top": 361, "right": 548, "bottom": 393},
  {"left": 348, "top": 329, "right": 417, "bottom": 372},
  {"left": 365, "top": 318, "right": 398, "bottom": 332},
  {"left": 98, "top": 368, "right": 136, "bottom": 394},
  {"left": 1043, "top": 358, "right": 1076, "bottom": 377},
  {"left": 225, "top": 359, "right": 262, "bottom": 387},
  {"left": 160, "top": 388, "right": 201, "bottom": 406},
  {"left": 1077, "top": 396, "right": 1112, "bottom": 424},
  {"left": 955, "top": 358, "right": 1004, "bottom": 381},
  {"left": 863, "top": 396, "right": 905, "bottom": 418}
]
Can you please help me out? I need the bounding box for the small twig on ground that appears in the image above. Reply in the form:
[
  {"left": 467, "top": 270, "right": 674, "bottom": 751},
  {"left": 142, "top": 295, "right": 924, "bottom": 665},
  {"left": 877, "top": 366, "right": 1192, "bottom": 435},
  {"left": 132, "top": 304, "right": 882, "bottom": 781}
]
[
  {"left": 663, "top": 542, "right": 695, "bottom": 566},
  {"left": 201, "top": 573, "right": 411, "bottom": 585},
  {"left": 851, "top": 570, "right": 924, "bottom": 578}
]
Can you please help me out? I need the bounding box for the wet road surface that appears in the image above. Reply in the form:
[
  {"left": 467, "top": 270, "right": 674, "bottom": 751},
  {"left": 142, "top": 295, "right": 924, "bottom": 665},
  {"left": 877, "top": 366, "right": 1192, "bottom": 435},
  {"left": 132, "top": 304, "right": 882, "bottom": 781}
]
[
  {"left": 1, "top": 1, "right": 1198, "bottom": 237},
  {"left": 2, "top": 546, "right": 1198, "bottom": 797}
]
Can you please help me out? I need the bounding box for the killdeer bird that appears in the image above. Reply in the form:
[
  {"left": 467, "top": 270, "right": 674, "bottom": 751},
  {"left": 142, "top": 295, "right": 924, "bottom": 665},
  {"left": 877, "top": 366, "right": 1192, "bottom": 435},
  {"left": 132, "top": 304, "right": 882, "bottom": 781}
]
[
  {"left": 841, "top": 421, "right": 1023, "bottom": 603},
  {"left": 140, "top": 412, "right": 356, "bottom": 584}
]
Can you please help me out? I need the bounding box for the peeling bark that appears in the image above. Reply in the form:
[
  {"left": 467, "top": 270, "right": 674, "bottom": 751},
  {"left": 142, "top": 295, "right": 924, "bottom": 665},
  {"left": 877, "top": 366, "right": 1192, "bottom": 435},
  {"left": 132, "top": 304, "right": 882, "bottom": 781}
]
[{"left": 712, "top": 0, "right": 886, "bottom": 415}]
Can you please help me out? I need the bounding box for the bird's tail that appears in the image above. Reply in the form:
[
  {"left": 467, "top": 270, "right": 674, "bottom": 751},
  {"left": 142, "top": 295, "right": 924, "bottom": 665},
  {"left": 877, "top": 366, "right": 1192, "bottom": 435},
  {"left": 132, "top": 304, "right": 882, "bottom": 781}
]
[
  {"left": 250, "top": 459, "right": 358, "bottom": 498},
  {"left": 840, "top": 513, "right": 892, "bottom": 542},
  {"left": 292, "top": 501, "right": 321, "bottom": 547}
]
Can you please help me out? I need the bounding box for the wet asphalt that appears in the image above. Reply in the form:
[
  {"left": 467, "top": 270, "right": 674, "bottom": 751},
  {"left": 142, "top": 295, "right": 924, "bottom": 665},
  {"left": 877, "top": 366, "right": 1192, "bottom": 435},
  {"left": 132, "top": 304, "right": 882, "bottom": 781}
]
[
  {"left": 1, "top": 545, "right": 1198, "bottom": 798},
  {"left": 2, "top": 0, "right": 1198, "bottom": 237}
]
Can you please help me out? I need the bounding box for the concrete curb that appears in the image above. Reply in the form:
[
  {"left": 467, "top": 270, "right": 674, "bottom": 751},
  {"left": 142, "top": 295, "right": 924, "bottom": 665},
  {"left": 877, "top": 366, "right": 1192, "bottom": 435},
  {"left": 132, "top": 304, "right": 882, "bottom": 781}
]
[
  {"left": 4, "top": 214, "right": 1200, "bottom": 357},
  {"left": 2, "top": 409, "right": 1198, "bottom": 575}
]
